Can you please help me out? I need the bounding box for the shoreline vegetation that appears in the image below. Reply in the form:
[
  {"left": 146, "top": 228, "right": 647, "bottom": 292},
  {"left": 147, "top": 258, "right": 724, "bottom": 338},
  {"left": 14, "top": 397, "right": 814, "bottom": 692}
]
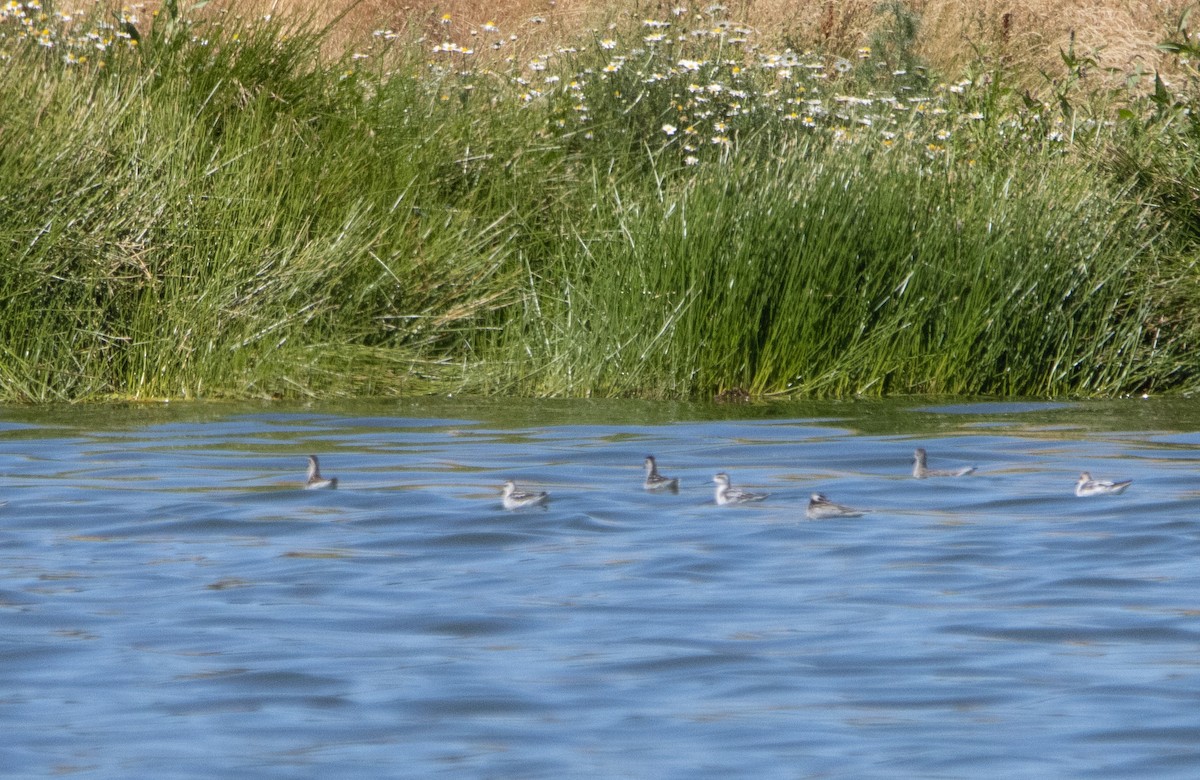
[{"left": 2, "top": 1, "right": 1200, "bottom": 402}]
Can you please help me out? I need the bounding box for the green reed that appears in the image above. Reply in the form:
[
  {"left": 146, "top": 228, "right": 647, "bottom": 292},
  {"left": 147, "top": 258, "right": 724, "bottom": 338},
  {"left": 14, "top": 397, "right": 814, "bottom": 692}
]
[
  {"left": 0, "top": 7, "right": 530, "bottom": 400},
  {"left": 0, "top": 3, "right": 1189, "bottom": 400},
  {"left": 484, "top": 135, "right": 1163, "bottom": 399}
]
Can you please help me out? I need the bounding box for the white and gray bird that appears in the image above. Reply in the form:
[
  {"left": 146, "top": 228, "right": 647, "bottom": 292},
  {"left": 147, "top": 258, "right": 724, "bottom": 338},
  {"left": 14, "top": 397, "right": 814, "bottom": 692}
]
[
  {"left": 712, "top": 472, "right": 768, "bottom": 506},
  {"left": 1074, "top": 472, "right": 1132, "bottom": 497},
  {"left": 502, "top": 480, "right": 550, "bottom": 510},
  {"left": 643, "top": 455, "right": 679, "bottom": 492},
  {"left": 912, "top": 448, "right": 975, "bottom": 478},
  {"left": 304, "top": 455, "right": 337, "bottom": 490},
  {"left": 806, "top": 492, "right": 865, "bottom": 520}
]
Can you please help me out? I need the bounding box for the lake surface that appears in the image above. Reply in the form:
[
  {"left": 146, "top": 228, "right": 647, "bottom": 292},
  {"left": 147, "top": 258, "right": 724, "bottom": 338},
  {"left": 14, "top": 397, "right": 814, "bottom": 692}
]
[{"left": 3, "top": 397, "right": 1200, "bottom": 778}]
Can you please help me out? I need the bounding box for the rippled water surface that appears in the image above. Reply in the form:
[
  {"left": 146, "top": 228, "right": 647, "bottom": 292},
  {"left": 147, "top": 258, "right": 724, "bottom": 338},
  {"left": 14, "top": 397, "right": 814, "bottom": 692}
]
[{"left": 4, "top": 397, "right": 1200, "bottom": 778}]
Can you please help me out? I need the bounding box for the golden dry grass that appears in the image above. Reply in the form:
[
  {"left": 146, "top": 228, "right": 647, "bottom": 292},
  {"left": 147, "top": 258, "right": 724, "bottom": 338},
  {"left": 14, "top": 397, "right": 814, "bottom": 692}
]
[
  {"left": 207, "top": 0, "right": 1192, "bottom": 87},
  {"left": 916, "top": 0, "right": 1190, "bottom": 84}
]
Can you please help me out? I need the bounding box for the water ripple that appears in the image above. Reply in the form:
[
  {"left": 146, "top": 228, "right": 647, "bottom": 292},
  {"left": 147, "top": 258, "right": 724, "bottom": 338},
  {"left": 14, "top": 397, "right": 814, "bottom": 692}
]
[{"left": 2, "top": 399, "right": 1200, "bottom": 777}]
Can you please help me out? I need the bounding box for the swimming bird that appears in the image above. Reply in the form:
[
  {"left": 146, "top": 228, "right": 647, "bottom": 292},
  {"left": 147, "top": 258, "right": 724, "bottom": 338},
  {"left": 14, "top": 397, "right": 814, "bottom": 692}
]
[
  {"left": 502, "top": 480, "right": 550, "bottom": 510},
  {"left": 712, "top": 472, "right": 768, "bottom": 505},
  {"left": 806, "top": 492, "right": 865, "bottom": 519},
  {"left": 304, "top": 455, "right": 337, "bottom": 490},
  {"left": 643, "top": 455, "right": 679, "bottom": 492},
  {"left": 912, "top": 448, "right": 976, "bottom": 478},
  {"left": 1075, "top": 472, "right": 1132, "bottom": 497}
]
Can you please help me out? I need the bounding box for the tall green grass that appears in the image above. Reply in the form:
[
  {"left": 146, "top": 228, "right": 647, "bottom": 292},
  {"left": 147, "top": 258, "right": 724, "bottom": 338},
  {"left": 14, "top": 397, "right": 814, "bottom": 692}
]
[
  {"left": 481, "top": 137, "right": 1164, "bottom": 398},
  {"left": 0, "top": 3, "right": 1191, "bottom": 401},
  {"left": 0, "top": 9, "right": 531, "bottom": 400}
]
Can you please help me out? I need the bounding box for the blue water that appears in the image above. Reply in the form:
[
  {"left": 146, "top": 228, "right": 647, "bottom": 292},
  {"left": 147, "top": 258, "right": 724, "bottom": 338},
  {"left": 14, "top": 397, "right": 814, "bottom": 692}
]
[{"left": 3, "top": 398, "right": 1200, "bottom": 778}]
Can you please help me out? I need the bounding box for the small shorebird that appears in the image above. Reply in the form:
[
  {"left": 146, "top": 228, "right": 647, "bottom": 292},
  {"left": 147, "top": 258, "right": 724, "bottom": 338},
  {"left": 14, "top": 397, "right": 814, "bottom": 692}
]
[
  {"left": 304, "top": 455, "right": 337, "bottom": 490},
  {"left": 712, "top": 472, "right": 768, "bottom": 506},
  {"left": 1075, "top": 472, "right": 1132, "bottom": 497},
  {"left": 502, "top": 480, "right": 549, "bottom": 510},
  {"left": 806, "top": 492, "right": 865, "bottom": 519},
  {"left": 912, "top": 448, "right": 976, "bottom": 478},
  {"left": 643, "top": 455, "right": 679, "bottom": 492}
]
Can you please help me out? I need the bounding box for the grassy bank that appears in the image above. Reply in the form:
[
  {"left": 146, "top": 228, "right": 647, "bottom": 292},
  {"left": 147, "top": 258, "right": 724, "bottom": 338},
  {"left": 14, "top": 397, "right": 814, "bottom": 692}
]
[{"left": 0, "top": 2, "right": 1196, "bottom": 401}]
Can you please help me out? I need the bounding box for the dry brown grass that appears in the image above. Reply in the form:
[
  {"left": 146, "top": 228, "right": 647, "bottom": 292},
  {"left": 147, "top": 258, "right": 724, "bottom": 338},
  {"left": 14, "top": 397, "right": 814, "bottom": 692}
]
[
  {"left": 916, "top": 0, "right": 1191, "bottom": 85},
  {"left": 195, "top": 0, "right": 1193, "bottom": 87}
]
